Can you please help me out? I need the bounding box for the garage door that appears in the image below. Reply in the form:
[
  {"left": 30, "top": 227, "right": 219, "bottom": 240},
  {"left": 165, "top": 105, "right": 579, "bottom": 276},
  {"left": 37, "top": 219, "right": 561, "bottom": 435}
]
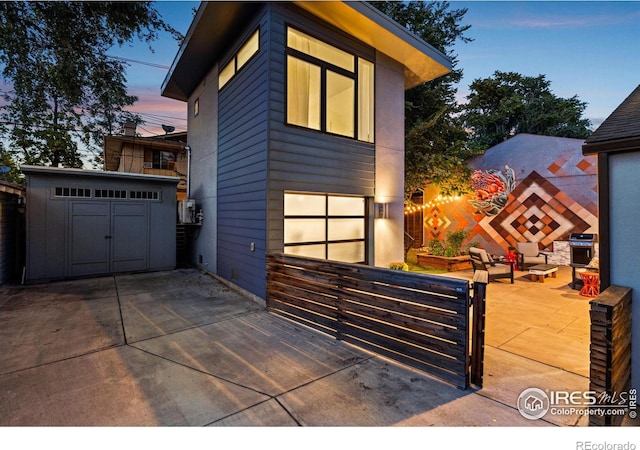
[{"left": 70, "top": 201, "right": 149, "bottom": 277}]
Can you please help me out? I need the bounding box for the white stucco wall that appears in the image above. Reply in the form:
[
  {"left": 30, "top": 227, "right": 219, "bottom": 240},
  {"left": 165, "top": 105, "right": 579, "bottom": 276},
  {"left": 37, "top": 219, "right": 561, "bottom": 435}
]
[
  {"left": 187, "top": 64, "right": 219, "bottom": 273},
  {"left": 609, "top": 151, "right": 640, "bottom": 390},
  {"left": 374, "top": 52, "right": 405, "bottom": 267}
]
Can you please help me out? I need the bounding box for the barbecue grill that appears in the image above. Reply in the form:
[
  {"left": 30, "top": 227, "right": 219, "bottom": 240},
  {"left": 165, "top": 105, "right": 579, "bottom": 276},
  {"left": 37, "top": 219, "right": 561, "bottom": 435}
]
[{"left": 569, "top": 233, "right": 597, "bottom": 289}]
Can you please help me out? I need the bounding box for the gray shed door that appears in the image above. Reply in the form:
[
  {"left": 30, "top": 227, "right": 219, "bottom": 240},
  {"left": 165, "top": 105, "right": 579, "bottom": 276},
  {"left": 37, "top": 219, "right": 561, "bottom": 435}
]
[{"left": 70, "top": 201, "right": 148, "bottom": 276}]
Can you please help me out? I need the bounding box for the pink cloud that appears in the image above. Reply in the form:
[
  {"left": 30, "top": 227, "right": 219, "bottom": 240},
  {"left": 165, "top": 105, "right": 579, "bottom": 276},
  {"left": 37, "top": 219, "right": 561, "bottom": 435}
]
[{"left": 125, "top": 85, "right": 187, "bottom": 136}]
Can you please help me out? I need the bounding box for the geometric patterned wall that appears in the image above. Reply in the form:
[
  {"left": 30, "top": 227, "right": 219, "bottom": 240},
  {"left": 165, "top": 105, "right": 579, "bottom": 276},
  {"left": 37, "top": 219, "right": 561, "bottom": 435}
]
[
  {"left": 412, "top": 134, "right": 598, "bottom": 256},
  {"left": 477, "top": 171, "right": 597, "bottom": 251}
]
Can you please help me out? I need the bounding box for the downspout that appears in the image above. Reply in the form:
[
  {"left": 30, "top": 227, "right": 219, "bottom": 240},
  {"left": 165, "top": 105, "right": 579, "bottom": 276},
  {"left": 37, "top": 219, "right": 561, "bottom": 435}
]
[{"left": 185, "top": 145, "right": 191, "bottom": 199}]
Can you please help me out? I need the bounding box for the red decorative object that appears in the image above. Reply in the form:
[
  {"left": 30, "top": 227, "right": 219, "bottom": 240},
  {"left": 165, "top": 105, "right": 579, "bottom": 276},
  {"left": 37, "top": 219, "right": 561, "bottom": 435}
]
[
  {"left": 503, "top": 253, "right": 518, "bottom": 271},
  {"left": 579, "top": 272, "right": 600, "bottom": 298}
]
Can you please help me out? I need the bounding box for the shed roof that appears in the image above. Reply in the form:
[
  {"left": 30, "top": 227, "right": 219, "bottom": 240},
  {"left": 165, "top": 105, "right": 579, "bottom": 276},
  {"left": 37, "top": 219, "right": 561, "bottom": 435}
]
[
  {"left": 583, "top": 84, "right": 640, "bottom": 155},
  {"left": 161, "top": 1, "right": 452, "bottom": 101},
  {"left": 21, "top": 165, "right": 180, "bottom": 184}
]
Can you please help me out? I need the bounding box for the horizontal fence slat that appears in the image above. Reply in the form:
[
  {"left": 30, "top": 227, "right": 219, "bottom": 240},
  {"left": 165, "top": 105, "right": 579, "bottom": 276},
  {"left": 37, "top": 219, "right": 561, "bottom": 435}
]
[
  {"left": 340, "top": 288, "right": 467, "bottom": 329},
  {"left": 338, "top": 310, "right": 466, "bottom": 360},
  {"left": 340, "top": 334, "right": 467, "bottom": 388},
  {"left": 340, "top": 297, "right": 466, "bottom": 344},
  {"left": 268, "top": 300, "right": 338, "bottom": 337},
  {"left": 268, "top": 283, "right": 338, "bottom": 318}
]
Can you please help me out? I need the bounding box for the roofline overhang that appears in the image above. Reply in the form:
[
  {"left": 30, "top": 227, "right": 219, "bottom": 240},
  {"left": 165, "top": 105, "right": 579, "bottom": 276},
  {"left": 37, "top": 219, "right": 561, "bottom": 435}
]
[
  {"left": 582, "top": 136, "right": 640, "bottom": 155},
  {"left": 161, "top": 1, "right": 452, "bottom": 102},
  {"left": 294, "top": 1, "right": 452, "bottom": 89}
]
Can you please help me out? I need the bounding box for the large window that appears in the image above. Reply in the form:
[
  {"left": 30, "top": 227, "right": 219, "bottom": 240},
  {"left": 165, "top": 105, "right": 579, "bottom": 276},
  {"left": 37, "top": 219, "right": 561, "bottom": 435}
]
[
  {"left": 286, "top": 27, "right": 374, "bottom": 142},
  {"left": 284, "top": 192, "right": 367, "bottom": 263}
]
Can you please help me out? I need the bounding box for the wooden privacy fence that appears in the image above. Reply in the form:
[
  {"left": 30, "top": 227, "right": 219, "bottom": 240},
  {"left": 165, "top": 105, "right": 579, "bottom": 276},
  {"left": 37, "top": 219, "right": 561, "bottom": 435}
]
[
  {"left": 266, "top": 253, "right": 486, "bottom": 389},
  {"left": 589, "top": 285, "right": 633, "bottom": 426}
]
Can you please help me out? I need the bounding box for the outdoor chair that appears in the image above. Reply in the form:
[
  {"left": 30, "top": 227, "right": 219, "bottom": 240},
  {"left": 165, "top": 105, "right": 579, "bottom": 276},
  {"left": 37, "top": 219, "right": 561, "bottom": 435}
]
[
  {"left": 469, "top": 247, "right": 514, "bottom": 283},
  {"left": 516, "top": 242, "right": 548, "bottom": 271}
]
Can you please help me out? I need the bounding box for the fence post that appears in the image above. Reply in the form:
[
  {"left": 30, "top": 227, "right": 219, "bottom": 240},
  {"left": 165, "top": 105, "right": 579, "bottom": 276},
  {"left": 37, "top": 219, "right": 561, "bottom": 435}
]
[
  {"left": 471, "top": 270, "right": 488, "bottom": 388},
  {"left": 589, "top": 285, "right": 632, "bottom": 426}
]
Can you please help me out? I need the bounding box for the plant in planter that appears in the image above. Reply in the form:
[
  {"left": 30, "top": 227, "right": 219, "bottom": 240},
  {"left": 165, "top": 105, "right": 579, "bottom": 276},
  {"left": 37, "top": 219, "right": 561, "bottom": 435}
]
[
  {"left": 418, "top": 229, "right": 473, "bottom": 271},
  {"left": 428, "top": 238, "right": 445, "bottom": 257},
  {"left": 445, "top": 229, "right": 469, "bottom": 257}
]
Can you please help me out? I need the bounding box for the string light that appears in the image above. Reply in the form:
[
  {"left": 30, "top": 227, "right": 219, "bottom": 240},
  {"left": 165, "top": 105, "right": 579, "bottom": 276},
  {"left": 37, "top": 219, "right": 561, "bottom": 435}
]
[{"left": 404, "top": 194, "right": 464, "bottom": 214}]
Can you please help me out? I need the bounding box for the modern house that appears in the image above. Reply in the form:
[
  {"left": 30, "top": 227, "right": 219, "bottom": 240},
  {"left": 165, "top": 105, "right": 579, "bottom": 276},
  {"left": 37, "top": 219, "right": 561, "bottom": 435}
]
[
  {"left": 103, "top": 124, "right": 189, "bottom": 200},
  {"left": 161, "top": 1, "right": 452, "bottom": 300},
  {"left": 582, "top": 84, "right": 640, "bottom": 391}
]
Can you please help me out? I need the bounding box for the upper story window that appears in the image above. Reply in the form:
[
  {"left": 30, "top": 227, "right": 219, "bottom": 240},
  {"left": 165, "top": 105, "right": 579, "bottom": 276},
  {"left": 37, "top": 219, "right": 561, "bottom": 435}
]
[
  {"left": 219, "top": 29, "right": 260, "bottom": 90},
  {"left": 144, "top": 149, "right": 176, "bottom": 170},
  {"left": 286, "top": 27, "right": 374, "bottom": 143}
]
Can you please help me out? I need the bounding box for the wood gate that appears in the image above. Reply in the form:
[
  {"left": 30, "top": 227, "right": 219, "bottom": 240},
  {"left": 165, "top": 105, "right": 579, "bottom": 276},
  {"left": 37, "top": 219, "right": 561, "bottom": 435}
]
[{"left": 266, "top": 253, "right": 486, "bottom": 389}]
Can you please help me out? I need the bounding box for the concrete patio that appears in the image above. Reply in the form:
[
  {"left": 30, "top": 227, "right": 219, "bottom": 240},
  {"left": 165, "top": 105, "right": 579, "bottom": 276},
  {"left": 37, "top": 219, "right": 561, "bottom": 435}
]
[{"left": 0, "top": 266, "right": 636, "bottom": 427}]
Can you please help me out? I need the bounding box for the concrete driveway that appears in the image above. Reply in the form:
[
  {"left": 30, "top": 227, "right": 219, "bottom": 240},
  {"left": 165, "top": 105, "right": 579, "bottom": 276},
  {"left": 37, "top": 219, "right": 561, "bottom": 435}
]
[{"left": 0, "top": 268, "right": 627, "bottom": 427}]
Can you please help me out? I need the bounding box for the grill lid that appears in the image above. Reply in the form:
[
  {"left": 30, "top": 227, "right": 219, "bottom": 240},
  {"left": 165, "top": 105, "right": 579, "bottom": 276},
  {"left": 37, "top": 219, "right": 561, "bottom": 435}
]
[{"left": 569, "top": 233, "right": 596, "bottom": 241}]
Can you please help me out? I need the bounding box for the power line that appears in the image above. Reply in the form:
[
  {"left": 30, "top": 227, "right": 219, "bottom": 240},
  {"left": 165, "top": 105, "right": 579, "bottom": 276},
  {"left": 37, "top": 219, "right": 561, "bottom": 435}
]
[{"left": 106, "top": 54, "right": 170, "bottom": 70}]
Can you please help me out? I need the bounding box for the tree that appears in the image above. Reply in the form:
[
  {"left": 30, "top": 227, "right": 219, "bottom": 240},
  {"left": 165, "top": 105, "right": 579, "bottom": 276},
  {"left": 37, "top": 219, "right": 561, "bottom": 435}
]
[
  {"left": 370, "top": 1, "right": 476, "bottom": 198},
  {"left": 461, "top": 71, "right": 592, "bottom": 151},
  {"left": 0, "top": 1, "right": 181, "bottom": 168}
]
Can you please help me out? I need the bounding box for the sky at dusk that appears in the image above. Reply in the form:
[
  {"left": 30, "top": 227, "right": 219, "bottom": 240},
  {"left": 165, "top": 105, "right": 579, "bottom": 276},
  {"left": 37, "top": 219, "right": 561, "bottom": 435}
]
[{"left": 116, "top": 1, "right": 640, "bottom": 137}]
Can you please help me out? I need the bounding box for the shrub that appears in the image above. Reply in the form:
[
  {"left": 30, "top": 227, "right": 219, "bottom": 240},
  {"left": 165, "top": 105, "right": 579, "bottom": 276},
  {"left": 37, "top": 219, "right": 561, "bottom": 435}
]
[{"left": 389, "top": 262, "right": 409, "bottom": 271}]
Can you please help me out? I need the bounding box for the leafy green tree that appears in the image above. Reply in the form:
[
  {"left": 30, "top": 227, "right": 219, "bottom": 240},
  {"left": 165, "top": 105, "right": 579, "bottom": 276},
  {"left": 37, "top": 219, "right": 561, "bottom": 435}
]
[
  {"left": 0, "top": 1, "right": 181, "bottom": 168},
  {"left": 461, "top": 70, "right": 592, "bottom": 151},
  {"left": 370, "top": 1, "right": 477, "bottom": 198}
]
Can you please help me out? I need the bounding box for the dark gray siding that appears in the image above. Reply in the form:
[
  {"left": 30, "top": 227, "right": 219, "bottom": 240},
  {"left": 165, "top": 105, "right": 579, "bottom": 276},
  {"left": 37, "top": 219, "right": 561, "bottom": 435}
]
[
  {"left": 0, "top": 190, "right": 23, "bottom": 284},
  {"left": 266, "top": 4, "right": 376, "bottom": 254},
  {"left": 217, "top": 7, "right": 270, "bottom": 298},
  {"left": 23, "top": 169, "right": 177, "bottom": 282}
]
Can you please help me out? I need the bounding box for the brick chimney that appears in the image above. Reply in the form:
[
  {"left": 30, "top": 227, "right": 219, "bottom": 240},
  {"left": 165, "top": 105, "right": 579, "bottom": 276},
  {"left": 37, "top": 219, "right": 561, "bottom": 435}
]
[{"left": 123, "top": 120, "right": 136, "bottom": 137}]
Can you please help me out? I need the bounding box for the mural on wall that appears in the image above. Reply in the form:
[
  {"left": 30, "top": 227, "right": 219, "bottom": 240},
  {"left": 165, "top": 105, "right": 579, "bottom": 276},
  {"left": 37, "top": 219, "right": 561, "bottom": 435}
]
[
  {"left": 468, "top": 165, "right": 516, "bottom": 216},
  {"left": 406, "top": 135, "right": 599, "bottom": 257}
]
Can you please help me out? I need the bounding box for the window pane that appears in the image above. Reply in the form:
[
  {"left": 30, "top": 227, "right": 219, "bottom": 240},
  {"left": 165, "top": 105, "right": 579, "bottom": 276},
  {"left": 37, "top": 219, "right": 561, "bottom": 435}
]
[
  {"left": 285, "top": 244, "right": 326, "bottom": 259},
  {"left": 358, "top": 58, "right": 374, "bottom": 143},
  {"left": 237, "top": 30, "right": 259, "bottom": 69},
  {"left": 285, "top": 193, "right": 326, "bottom": 216},
  {"left": 328, "top": 242, "right": 365, "bottom": 263},
  {"left": 219, "top": 60, "right": 235, "bottom": 89},
  {"left": 328, "top": 219, "right": 364, "bottom": 241},
  {"left": 287, "top": 28, "right": 354, "bottom": 72},
  {"left": 284, "top": 219, "right": 325, "bottom": 244},
  {"left": 326, "top": 71, "right": 354, "bottom": 137},
  {"left": 287, "top": 56, "right": 321, "bottom": 130},
  {"left": 328, "top": 196, "right": 364, "bottom": 216}
]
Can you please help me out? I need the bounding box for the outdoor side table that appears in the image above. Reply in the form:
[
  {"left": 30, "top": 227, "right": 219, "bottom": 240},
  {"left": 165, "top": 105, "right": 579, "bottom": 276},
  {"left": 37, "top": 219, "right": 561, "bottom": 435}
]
[
  {"left": 579, "top": 272, "right": 600, "bottom": 298},
  {"left": 528, "top": 264, "right": 558, "bottom": 282}
]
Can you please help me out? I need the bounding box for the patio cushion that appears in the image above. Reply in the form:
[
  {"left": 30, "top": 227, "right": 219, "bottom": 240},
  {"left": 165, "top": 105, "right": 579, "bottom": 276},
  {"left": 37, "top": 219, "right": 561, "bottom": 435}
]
[
  {"left": 517, "top": 242, "right": 540, "bottom": 257},
  {"left": 487, "top": 265, "right": 511, "bottom": 275},
  {"left": 522, "top": 255, "right": 547, "bottom": 265}
]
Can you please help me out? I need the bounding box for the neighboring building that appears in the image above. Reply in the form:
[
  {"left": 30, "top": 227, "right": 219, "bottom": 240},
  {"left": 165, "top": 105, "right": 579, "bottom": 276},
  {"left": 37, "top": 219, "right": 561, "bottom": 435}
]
[
  {"left": 582, "top": 84, "right": 640, "bottom": 390},
  {"left": 0, "top": 181, "right": 25, "bottom": 285},
  {"left": 160, "top": 1, "right": 452, "bottom": 300},
  {"left": 408, "top": 134, "right": 598, "bottom": 263},
  {"left": 103, "top": 125, "right": 188, "bottom": 200},
  {"left": 21, "top": 165, "right": 178, "bottom": 283}
]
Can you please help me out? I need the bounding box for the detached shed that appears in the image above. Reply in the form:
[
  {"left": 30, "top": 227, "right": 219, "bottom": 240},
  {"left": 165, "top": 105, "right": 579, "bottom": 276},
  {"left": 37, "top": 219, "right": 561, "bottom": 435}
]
[{"left": 22, "top": 165, "right": 178, "bottom": 282}]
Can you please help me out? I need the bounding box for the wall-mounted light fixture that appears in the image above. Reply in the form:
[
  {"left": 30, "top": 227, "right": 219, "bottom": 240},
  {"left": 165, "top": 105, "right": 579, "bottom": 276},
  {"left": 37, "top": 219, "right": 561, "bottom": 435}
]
[{"left": 374, "top": 202, "right": 389, "bottom": 219}]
